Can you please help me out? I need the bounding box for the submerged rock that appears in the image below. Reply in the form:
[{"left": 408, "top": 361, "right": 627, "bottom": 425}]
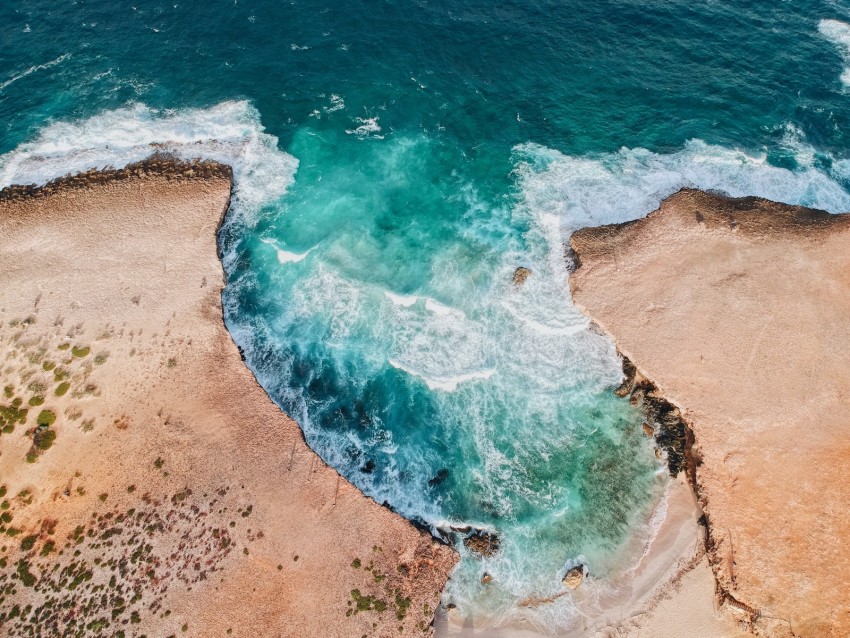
[
  {"left": 428, "top": 468, "right": 450, "bottom": 487},
  {"left": 512, "top": 266, "right": 531, "bottom": 286}
]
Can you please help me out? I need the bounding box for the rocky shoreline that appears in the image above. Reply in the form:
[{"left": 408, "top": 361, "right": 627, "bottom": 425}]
[
  {"left": 570, "top": 188, "right": 850, "bottom": 637},
  {"left": 0, "top": 156, "right": 234, "bottom": 202},
  {"left": 0, "top": 160, "right": 457, "bottom": 637}
]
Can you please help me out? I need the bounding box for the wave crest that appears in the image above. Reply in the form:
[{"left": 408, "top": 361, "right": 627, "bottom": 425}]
[
  {"left": 819, "top": 18, "right": 850, "bottom": 86},
  {"left": 0, "top": 100, "right": 298, "bottom": 221}
]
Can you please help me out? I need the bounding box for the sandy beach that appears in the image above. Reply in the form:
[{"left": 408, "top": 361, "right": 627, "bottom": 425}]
[
  {"left": 0, "top": 160, "right": 456, "bottom": 637},
  {"left": 438, "top": 473, "right": 751, "bottom": 638},
  {"left": 570, "top": 189, "right": 850, "bottom": 637}
]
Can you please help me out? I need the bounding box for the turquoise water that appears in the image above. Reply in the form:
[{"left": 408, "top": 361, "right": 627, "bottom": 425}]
[{"left": 4, "top": 1, "right": 850, "bottom": 631}]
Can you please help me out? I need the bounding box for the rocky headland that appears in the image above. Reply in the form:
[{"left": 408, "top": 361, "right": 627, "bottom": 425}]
[
  {"left": 570, "top": 189, "right": 850, "bottom": 637},
  {"left": 0, "top": 159, "right": 457, "bottom": 637}
]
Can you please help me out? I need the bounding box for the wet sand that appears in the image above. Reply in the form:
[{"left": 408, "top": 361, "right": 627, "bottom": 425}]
[
  {"left": 0, "top": 160, "right": 456, "bottom": 637},
  {"left": 570, "top": 189, "right": 850, "bottom": 637}
]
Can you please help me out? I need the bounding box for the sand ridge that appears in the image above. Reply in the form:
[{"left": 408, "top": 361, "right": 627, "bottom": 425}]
[
  {"left": 569, "top": 189, "right": 850, "bottom": 637},
  {"left": 0, "top": 160, "right": 457, "bottom": 637}
]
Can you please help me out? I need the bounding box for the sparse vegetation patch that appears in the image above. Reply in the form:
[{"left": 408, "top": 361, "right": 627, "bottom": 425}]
[
  {"left": 0, "top": 484, "right": 237, "bottom": 635},
  {"left": 71, "top": 345, "right": 90, "bottom": 358},
  {"left": 36, "top": 409, "right": 56, "bottom": 427}
]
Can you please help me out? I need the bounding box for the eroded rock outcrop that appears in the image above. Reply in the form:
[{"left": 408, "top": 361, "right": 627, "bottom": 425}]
[
  {"left": 463, "top": 530, "right": 501, "bottom": 557},
  {"left": 512, "top": 266, "right": 531, "bottom": 286},
  {"left": 562, "top": 565, "right": 585, "bottom": 589}
]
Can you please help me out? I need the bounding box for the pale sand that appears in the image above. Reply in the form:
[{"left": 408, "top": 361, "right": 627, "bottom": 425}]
[
  {"left": 0, "top": 162, "right": 456, "bottom": 637},
  {"left": 437, "top": 471, "right": 744, "bottom": 638},
  {"left": 570, "top": 189, "right": 850, "bottom": 637}
]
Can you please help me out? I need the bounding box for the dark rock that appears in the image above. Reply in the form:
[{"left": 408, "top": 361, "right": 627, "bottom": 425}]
[
  {"left": 627, "top": 371, "right": 695, "bottom": 479},
  {"left": 0, "top": 156, "right": 233, "bottom": 203},
  {"left": 614, "top": 356, "right": 637, "bottom": 397},
  {"left": 463, "top": 530, "right": 500, "bottom": 557}
]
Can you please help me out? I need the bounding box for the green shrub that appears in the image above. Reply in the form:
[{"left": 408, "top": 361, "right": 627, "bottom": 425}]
[
  {"left": 36, "top": 410, "right": 56, "bottom": 426},
  {"left": 16, "top": 560, "right": 36, "bottom": 587},
  {"left": 55, "top": 382, "right": 70, "bottom": 397},
  {"left": 350, "top": 589, "right": 388, "bottom": 614},
  {"left": 34, "top": 428, "right": 56, "bottom": 451},
  {"left": 20, "top": 534, "right": 37, "bottom": 551},
  {"left": 71, "top": 345, "right": 90, "bottom": 358}
]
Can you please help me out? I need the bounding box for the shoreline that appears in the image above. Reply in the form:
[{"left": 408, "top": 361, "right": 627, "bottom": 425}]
[
  {"left": 569, "top": 188, "right": 850, "bottom": 637},
  {"left": 0, "top": 159, "right": 457, "bottom": 637},
  {"left": 438, "top": 404, "right": 736, "bottom": 638},
  {"left": 1, "top": 161, "right": 814, "bottom": 637}
]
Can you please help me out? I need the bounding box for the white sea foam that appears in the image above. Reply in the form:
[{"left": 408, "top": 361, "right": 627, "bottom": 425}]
[
  {"left": 345, "top": 116, "right": 384, "bottom": 138},
  {"left": 0, "top": 53, "right": 71, "bottom": 93},
  {"left": 424, "top": 298, "right": 466, "bottom": 318},
  {"left": 0, "top": 101, "right": 299, "bottom": 225},
  {"left": 388, "top": 359, "right": 496, "bottom": 392},
  {"left": 384, "top": 291, "right": 418, "bottom": 307},
  {"left": 512, "top": 138, "right": 850, "bottom": 235},
  {"left": 260, "top": 238, "right": 316, "bottom": 264},
  {"left": 385, "top": 294, "right": 493, "bottom": 393},
  {"left": 819, "top": 18, "right": 850, "bottom": 86},
  {"left": 288, "top": 265, "right": 367, "bottom": 342},
  {"left": 326, "top": 94, "right": 345, "bottom": 113},
  {"left": 274, "top": 248, "right": 314, "bottom": 264},
  {"left": 499, "top": 300, "right": 587, "bottom": 336}
]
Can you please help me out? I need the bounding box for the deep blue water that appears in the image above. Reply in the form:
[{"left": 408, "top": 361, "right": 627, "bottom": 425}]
[{"left": 3, "top": 0, "right": 850, "bottom": 631}]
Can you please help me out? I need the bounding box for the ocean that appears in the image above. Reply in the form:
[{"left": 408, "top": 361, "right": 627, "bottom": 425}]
[{"left": 3, "top": 0, "right": 850, "bottom": 632}]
